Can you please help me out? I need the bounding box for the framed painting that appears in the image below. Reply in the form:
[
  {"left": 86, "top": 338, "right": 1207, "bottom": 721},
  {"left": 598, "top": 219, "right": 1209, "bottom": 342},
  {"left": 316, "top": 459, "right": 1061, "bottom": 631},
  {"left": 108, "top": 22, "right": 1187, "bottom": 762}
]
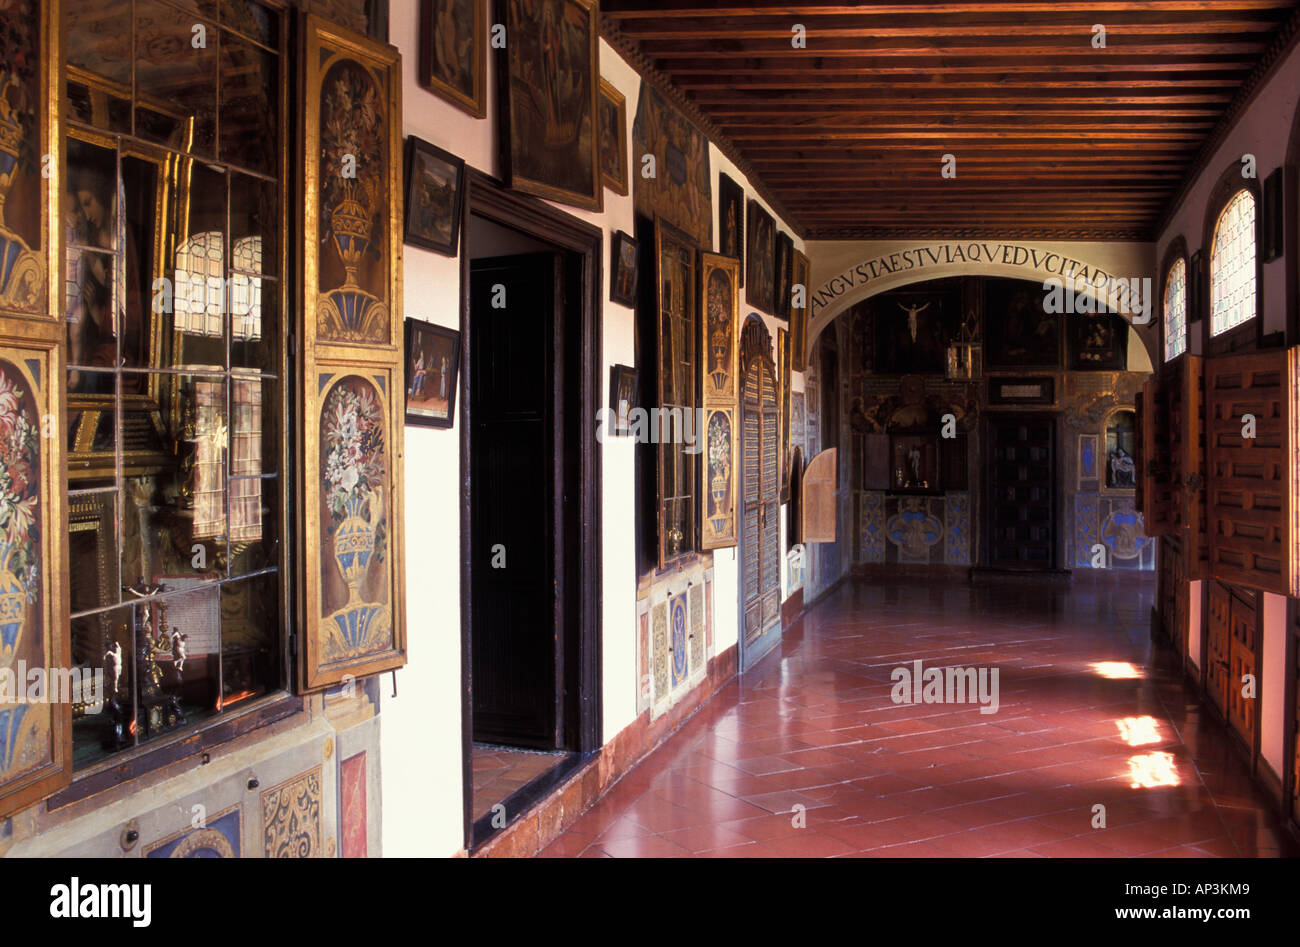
[
  {"left": 699, "top": 252, "right": 740, "bottom": 405},
  {"left": 984, "top": 277, "right": 1062, "bottom": 369},
  {"left": 1078, "top": 433, "right": 1100, "bottom": 488},
  {"left": 779, "top": 328, "right": 791, "bottom": 501},
  {"left": 307, "top": 17, "right": 402, "bottom": 349},
  {"left": 774, "top": 230, "right": 793, "bottom": 320},
  {"left": 610, "top": 230, "right": 638, "bottom": 307},
  {"left": 872, "top": 283, "right": 961, "bottom": 374},
  {"left": 302, "top": 17, "right": 407, "bottom": 690},
  {"left": 404, "top": 319, "right": 460, "bottom": 428},
  {"left": 609, "top": 364, "right": 637, "bottom": 436},
  {"left": 746, "top": 200, "right": 775, "bottom": 315},
  {"left": 631, "top": 83, "right": 711, "bottom": 248},
  {"left": 1067, "top": 311, "right": 1128, "bottom": 371},
  {"left": 790, "top": 250, "right": 810, "bottom": 370},
  {"left": 418, "top": 0, "right": 486, "bottom": 118},
  {"left": 701, "top": 406, "right": 738, "bottom": 549},
  {"left": 0, "top": 341, "right": 71, "bottom": 817},
  {"left": 718, "top": 173, "right": 744, "bottom": 286},
  {"left": 403, "top": 136, "right": 465, "bottom": 256},
  {"left": 304, "top": 365, "right": 406, "bottom": 689},
  {"left": 496, "top": 0, "right": 601, "bottom": 212},
  {"left": 598, "top": 77, "right": 628, "bottom": 196}
]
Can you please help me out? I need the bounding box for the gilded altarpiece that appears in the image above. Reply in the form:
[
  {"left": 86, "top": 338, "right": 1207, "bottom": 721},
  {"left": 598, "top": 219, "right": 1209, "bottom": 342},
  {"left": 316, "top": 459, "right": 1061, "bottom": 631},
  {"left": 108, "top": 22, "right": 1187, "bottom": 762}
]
[
  {"left": 300, "top": 18, "right": 406, "bottom": 690},
  {"left": 0, "top": 0, "right": 69, "bottom": 815},
  {"left": 699, "top": 253, "right": 738, "bottom": 550}
]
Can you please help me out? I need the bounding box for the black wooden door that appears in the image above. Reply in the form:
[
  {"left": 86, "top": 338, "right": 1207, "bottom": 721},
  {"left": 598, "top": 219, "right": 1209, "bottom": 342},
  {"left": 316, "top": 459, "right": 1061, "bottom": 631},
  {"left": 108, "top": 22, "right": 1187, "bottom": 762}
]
[
  {"left": 470, "top": 253, "right": 561, "bottom": 748},
  {"left": 986, "top": 414, "right": 1056, "bottom": 568}
]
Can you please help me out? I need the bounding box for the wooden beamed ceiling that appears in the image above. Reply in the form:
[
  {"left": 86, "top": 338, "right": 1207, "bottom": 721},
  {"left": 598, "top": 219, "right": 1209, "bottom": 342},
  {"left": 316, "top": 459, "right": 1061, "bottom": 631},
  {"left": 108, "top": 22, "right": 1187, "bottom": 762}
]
[{"left": 603, "top": 0, "right": 1300, "bottom": 239}]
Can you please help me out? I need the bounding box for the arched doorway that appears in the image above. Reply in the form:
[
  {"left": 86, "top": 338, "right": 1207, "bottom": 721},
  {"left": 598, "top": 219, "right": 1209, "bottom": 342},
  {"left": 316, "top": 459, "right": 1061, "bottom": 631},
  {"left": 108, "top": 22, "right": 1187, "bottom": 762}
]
[{"left": 739, "top": 316, "right": 781, "bottom": 669}]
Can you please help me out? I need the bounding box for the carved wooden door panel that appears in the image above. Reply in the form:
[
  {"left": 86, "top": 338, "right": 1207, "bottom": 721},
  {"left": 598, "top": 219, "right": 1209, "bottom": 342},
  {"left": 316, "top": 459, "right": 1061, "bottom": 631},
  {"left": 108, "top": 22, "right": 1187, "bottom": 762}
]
[
  {"left": 1227, "top": 588, "right": 1257, "bottom": 745},
  {"left": 1206, "top": 580, "right": 1232, "bottom": 717},
  {"left": 1205, "top": 351, "right": 1292, "bottom": 593}
]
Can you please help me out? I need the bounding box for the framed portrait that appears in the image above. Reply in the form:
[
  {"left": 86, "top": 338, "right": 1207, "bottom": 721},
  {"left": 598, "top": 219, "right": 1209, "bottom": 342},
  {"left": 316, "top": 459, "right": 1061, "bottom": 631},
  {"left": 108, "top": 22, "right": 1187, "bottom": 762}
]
[
  {"left": 404, "top": 319, "right": 461, "bottom": 428},
  {"left": 745, "top": 200, "right": 775, "bottom": 315},
  {"left": 774, "top": 230, "right": 793, "bottom": 320},
  {"left": 984, "top": 277, "right": 1062, "bottom": 369},
  {"left": 418, "top": 0, "right": 486, "bottom": 118},
  {"left": 778, "top": 328, "right": 791, "bottom": 501},
  {"left": 598, "top": 77, "right": 628, "bottom": 196},
  {"left": 608, "top": 364, "right": 638, "bottom": 436},
  {"left": 496, "top": 0, "right": 601, "bottom": 212},
  {"left": 402, "top": 136, "right": 465, "bottom": 256},
  {"left": 1078, "top": 433, "right": 1100, "bottom": 488},
  {"left": 790, "top": 250, "right": 809, "bottom": 371},
  {"left": 610, "top": 230, "right": 638, "bottom": 307},
  {"left": 718, "top": 173, "right": 744, "bottom": 285}
]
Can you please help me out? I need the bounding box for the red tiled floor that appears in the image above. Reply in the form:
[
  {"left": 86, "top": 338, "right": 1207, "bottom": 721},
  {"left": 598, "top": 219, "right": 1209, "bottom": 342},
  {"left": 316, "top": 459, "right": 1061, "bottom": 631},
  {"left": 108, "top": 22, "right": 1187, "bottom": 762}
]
[{"left": 541, "top": 576, "right": 1299, "bottom": 858}]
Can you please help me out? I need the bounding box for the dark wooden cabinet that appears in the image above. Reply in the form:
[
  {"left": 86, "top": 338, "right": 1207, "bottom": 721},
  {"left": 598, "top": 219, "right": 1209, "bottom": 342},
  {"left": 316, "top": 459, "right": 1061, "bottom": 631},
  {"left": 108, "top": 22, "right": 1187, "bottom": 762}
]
[{"left": 985, "top": 415, "right": 1056, "bottom": 569}]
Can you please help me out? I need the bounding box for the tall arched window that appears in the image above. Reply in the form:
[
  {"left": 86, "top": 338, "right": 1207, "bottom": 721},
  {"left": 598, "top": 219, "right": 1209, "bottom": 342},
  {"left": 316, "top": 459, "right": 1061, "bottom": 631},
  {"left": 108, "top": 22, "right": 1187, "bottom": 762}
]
[
  {"left": 1209, "top": 189, "right": 1256, "bottom": 336},
  {"left": 1163, "top": 256, "right": 1187, "bottom": 360}
]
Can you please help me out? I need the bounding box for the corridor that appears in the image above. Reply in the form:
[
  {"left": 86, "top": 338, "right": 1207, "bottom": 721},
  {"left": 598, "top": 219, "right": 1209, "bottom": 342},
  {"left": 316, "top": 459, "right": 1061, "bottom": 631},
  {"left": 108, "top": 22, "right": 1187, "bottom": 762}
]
[{"left": 542, "top": 577, "right": 1296, "bottom": 858}]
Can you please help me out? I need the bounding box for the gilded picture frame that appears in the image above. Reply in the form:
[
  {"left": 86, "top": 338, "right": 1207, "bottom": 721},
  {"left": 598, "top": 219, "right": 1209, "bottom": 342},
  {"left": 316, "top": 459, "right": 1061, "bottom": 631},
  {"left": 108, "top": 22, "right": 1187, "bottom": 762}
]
[
  {"left": 699, "top": 252, "right": 739, "bottom": 550},
  {"left": 779, "top": 329, "right": 791, "bottom": 502},
  {"left": 717, "top": 173, "right": 744, "bottom": 285},
  {"left": 495, "top": 0, "right": 602, "bottom": 212},
  {"left": 774, "top": 230, "right": 793, "bottom": 321},
  {"left": 300, "top": 16, "right": 406, "bottom": 690},
  {"left": 418, "top": 0, "right": 487, "bottom": 119}
]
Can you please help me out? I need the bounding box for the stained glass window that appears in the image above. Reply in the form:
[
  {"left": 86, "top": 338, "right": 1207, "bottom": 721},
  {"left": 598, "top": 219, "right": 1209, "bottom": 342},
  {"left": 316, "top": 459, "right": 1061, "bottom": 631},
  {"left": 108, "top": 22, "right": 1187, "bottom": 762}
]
[
  {"left": 1209, "top": 190, "right": 1256, "bottom": 336},
  {"left": 1163, "top": 257, "right": 1186, "bottom": 361}
]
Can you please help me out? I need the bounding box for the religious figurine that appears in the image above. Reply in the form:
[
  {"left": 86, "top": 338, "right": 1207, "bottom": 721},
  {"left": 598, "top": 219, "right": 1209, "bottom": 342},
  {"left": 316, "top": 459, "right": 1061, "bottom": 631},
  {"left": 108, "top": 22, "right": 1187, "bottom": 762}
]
[
  {"left": 909, "top": 445, "right": 922, "bottom": 484},
  {"left": 1109, "top": 447, "right": 1136, "bottom": 488},
  {"left": 898, "top": 300, "right": 930, "bottom": 343},
  {"left": 171, "top": 629, "right": 187, "bottom": 676},
  {"left": 104, "top": 640, "right": 123, "bottom": 695}
]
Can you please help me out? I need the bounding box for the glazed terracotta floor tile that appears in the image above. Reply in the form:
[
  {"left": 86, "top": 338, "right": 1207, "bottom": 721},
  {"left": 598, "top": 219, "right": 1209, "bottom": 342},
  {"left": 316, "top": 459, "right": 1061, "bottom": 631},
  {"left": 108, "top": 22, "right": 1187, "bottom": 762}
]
[
  {"left": 471, "top": 744, "right": 567, "bottom": 822},
  {"left": 540, "top": 576, "right": 1299, "bottom": 858}
]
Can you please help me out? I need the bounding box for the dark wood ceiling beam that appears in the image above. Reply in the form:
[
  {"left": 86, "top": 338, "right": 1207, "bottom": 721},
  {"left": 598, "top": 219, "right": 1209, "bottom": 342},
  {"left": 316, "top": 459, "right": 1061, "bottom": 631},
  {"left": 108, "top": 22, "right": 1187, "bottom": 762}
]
[
  {"left": 678, "top": 76, "right": 1244, "bottom": 91},
  {"left": 615, "top": 15, "right": 1281, "bottom": 40},
  {"left": 726, "top": 129, "right": 1209, "bottom": 141},
  {"left": 666, "top": 59, "right": 1254, "bottom": 75},
  {"left": 687, "top": 90, "right": 1234, "bottom": 104},
  {"left": 638, "top": 36, "right": 1267, "bottom": 56}
]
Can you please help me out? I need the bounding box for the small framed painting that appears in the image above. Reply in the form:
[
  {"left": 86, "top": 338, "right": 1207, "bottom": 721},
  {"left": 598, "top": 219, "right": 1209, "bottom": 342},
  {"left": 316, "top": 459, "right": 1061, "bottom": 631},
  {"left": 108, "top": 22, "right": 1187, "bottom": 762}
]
[
  {"left": 987, "top": 375, "right": 1056, "bottom": 406},
  {"left": 609, "top": 364, "right": 638, "bottom": 436},
  {"left": 403, "top": 136, "right": 465, "bottom": 256},
  {"left": 404, "top": 319, "right": 461, "bottom": 428},
  {"left": 418, "top": 0, "right": 486, "bottom": 118},
  {"left": 774, "top": 230, "right": 793, "bottom": 320},
  {"left": 746, "top": 200, "right": 775, "bottom": 315},
  {"left": 718, "top": 173, "right": 745, "bottom": 285},
  {"left": 610, "top": 230, "right": 638, "bottom": 307},
  {"left": 598, "top": 77, "right": 628, "bottom": 196}
]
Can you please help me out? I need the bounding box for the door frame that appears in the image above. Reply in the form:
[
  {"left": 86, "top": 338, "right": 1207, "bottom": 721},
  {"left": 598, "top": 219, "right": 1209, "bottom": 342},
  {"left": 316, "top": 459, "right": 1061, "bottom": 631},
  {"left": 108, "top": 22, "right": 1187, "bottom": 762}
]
[
  {"left": 738, "top": 315, "right": 781, "bottom": 670},
  {"left": 458, "top": 170, "right": 603, "bottom": 850}
]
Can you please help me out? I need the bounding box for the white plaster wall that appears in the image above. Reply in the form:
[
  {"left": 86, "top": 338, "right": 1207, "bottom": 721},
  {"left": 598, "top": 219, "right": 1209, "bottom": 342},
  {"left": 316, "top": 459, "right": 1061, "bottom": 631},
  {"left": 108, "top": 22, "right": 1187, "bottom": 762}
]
[
  {"left": 1156, "top": 41, "right": 1300, "bottom": 340},
  {"left": 380, "top": 3, "right": 805, "bottom": 855}
]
